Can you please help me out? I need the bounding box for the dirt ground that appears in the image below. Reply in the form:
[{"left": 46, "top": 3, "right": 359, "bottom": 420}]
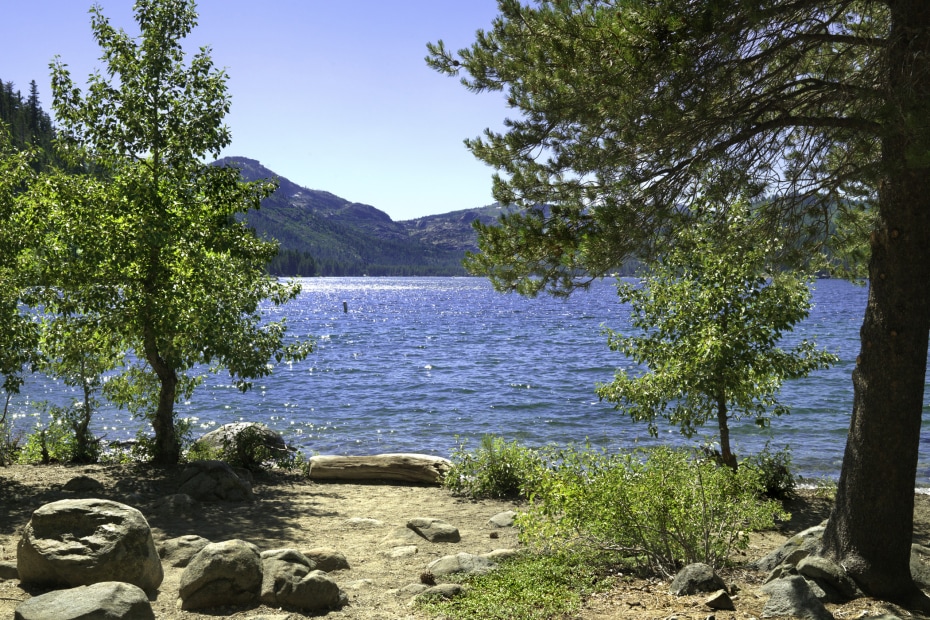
[{"left": 1, "top": 463, "right": 929, "bottom": 619}]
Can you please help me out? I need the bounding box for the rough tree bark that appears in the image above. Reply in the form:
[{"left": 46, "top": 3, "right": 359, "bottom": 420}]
[{"left": 821, "top": 0, "right": 930, "bottom": 602}]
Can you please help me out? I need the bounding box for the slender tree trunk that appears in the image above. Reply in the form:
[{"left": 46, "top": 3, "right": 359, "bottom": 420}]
[
  {"left": 149, "top": 361, "right": 179, "bottom": 466},
  {"left": 821, "top": 1, "right": 930, "bottom": 602},
  {"left": 144, "top": 324, "right": 179, "bottom": 466},
  {"left": 715, "top": 394, "right": 737, "bottom": 470}
]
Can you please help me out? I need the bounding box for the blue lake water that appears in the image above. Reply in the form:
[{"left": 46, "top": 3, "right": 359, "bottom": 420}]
[{"left": 9, "top": 276, "right": 930, "bottom": 483}]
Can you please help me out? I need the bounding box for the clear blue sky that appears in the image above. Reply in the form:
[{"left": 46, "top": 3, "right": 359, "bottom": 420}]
[{"left": 3, "top": 1, "right": 511, "bottom": 221}]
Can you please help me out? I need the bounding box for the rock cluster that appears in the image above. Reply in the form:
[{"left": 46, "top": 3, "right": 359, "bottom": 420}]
[
  {"left": 6, "top": 476, "right": 520, "bottom": 619},
  {"left": 665, "top": 522, "right": 929, "bottom": 619}
]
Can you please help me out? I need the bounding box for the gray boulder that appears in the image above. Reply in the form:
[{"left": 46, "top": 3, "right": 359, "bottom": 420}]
[
  {"left": 303, "top": 547, "right": 350, "bottom": 572},
  {"left": 797, "top": 555, "right": 861, "bottom": 601},
  {"left": 177, "top": 460, "right": 255, "bottom": 502},
  {"left": 17, "top": 499, "right": 163, "bottom": 593},
  {"left": 669, "top": 563, "right": 726, "bottom": 596},
  {"left": 407, "top": 517, "right": 461, "bottom": 543},
  {"left": 14, "top": 581, "right": 154, "bottom": 620},
  {"left": 427, "top": 552, "right": 496, "bottom": 576},
  {"left": 158, "top": 535, "right": 211, "bottom": 568},
  {"left": 761, "top": 575, "right": 834, "bottom": 619},
  {"left": 260, "top": 548, "right": 346, "bottom": 611},
  {"left": 754, "top": 525, "right": 825, "bottom": 572},
  {"left": 62, "top": 475, "right": 105, "bottom": 495},
  {"left": 178, "top": 539, "right": 262, "bottom": 610}
]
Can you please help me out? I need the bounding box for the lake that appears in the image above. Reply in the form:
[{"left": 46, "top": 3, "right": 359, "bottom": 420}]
[{"left": 8, "top": 276, "right": 930, "bottom": 483}]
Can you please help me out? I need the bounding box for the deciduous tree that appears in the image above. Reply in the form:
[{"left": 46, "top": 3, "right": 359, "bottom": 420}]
[
  {"left": 45, "top": 0, "right": 310, "bottom": 464},
  {"left": 429, "top": 0, "right": 930, "bottom": 602},
  {"left": 0, "top": 126, "right": 40, "bottom": 422},
  {"left": 597, "top": 201, "right": 837, "bottom": 469}
]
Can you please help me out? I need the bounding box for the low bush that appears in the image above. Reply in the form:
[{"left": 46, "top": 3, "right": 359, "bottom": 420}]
[
  {"left": 744, "top": 442, "right": 796, "bottom": 499},
  {"left": 444, "top": 434, "right": 543, "bottom": 499},
  {"left": 18, "top": 409, "right": 75, "bottom": 464},
  {"left": 184, "top": 424, "right": 302, "bottom": 471},
  {"left": 0, "top": 417, "right": 21, "bottom": 466},
  {"left": 416, "top": 551, "right": 613, "bottom": 620},
  {"left": 218, "top": 424, "right": 301, "bottom": 471},
  {"left": 518, "top": 445, "right": 789, "bottom": 576}
]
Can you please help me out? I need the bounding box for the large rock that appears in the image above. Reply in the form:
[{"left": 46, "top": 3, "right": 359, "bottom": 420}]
[
  {"left": 308, "top": 453, "right": 452, "bottom": 484},
  {"left": 14, "top": 581, "right": 154, "bottom": 620},
  {"left": 761, "top": 575, "right": 834, "bottom": 619},
  {"left": 177, "top": 460, "right": 255, "bottom": 502},
  {"left": 407, "top": 518, "right": 461, "bottom": 543},
  {"left": 797, "top": 555, "right": 861, "bottom": 601},
  {"left": 754, "top": 525, "right": 826, "bottom": 572},
  {"left": 427, "top": 552, "right": 497, "bottom": 576},
  {"left": 17, "top": 499, "right": 163, "bottom": 593},
  {"left": 195, "top": 422, "right": 292, "bottom": 468},
  {"left": 260, "top": 548, "right": 347, "bottom": 611},
  {"left": 62, "top": 475, "right": 105, "bottom": 495},
  {"left": 178, "top": 539, "right": 262, "bottom": 610},
  {"left": 669, "top": 563, "right": 727, "bottom": 596},
  {"left": 303, "top": 547, "right": 350, "bottom": 572},
  {"left": 158, "top": 535, "right": 211, "bottom": 568}
]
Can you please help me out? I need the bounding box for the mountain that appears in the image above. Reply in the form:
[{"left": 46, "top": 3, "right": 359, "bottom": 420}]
[{"left": 217, "top": 156, "right": 510, "bottom": 276}]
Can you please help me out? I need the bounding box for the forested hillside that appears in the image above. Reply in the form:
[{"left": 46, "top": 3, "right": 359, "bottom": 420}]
[
  {"left": 219, "top": 157, "right": 504, "bottom": 276},
  {"left": 1, "top": 82, "right": 499, "bottom": 277}
]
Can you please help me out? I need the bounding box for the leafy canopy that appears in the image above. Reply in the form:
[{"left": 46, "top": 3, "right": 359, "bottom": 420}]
[{"left": 0, "top": 127, "right": 40, "bottom": 404}]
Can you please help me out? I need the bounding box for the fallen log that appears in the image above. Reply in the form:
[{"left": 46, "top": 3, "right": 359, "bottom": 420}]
[{"left": 307, "top": 453, "right": 452, "bottom": 485}]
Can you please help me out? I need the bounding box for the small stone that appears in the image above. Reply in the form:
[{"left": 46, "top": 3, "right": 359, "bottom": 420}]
[
  {"left": 705, "top": 589, "right": 735, "bottom": 610},
  {"left": 414, "top": 583, "right": 466, "bottom": 602},
  {"left": 381, "top": 545, "right": 418, "bottom": 558},
  {"left": 407, "top": 518, "right": 461, "bottom": 543},
  {"left": 487, "top": 511, "right": 517, "bottom": 528},
  {"left": 0, "top": 561, "right": 18, "bottom": 580},
  {"left": 344, "top": 517, "right": 385, "bottom": 528}
]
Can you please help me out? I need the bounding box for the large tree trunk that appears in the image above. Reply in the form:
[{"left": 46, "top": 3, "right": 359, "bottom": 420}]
[{"left": 821, "top": 0, "right": 930, "bottom": 602}]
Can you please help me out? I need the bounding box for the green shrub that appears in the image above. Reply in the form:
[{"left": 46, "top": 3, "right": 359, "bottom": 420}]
[
  {"left": 218, "top": 424, "right": 300, "bottom": 471},
  {"left": 416, "top": 551, "right": 613, "bottom": 620},
  {"left": 18, "top": 410, "right": 74, "bottom": 464},
  {"left": 444, "top": 434, "right": 543, "bottom": 499},
  {"left": 744, "top": 442, "right": 796, "bottom": 499},
  {"left": 519, "top": 445, "right": 789, "bottom": 576},
  {"left": 184, "top": 438, "right": 220, "bottom": 462},
  {"left": 0, "top": 417, "right": 21, "bottom": 465}
]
